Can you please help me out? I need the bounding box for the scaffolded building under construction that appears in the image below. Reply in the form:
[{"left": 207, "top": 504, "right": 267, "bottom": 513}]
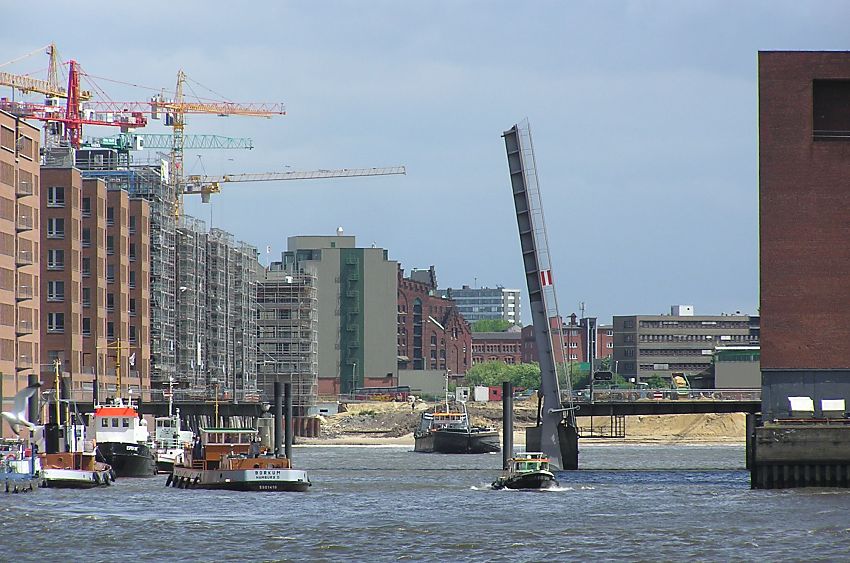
[
  {"left": 176, "top": 220, "right": 259, "bottom": 400},
  {"left": 257, "top": 264, "right": 318, "bottom": 413}
]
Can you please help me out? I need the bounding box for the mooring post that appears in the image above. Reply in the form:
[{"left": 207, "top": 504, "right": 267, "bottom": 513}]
[
  {"left": 274, "top": 380, "right": 283, "bottom": 456},
  {"left": 284, "top": 382, "right": 293, "bottom": 460},
  {"left": 503, "top": 381, "right": 514, "bottom": 469}
]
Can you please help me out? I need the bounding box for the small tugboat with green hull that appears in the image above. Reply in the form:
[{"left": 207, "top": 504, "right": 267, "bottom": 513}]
[{"left": 491, "top": 452, "right": 559, "bottom": 490}]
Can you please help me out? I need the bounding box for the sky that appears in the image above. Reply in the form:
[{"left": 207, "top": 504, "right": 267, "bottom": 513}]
[{"left": 2, "top": 1, "right": 849, "bottom": 324}]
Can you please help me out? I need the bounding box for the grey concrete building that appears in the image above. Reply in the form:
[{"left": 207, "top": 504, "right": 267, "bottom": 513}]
[
  {"left": 281, "top": 231, "right": 397, "bottom": 395},
  {"left": 613, "top": 306, "right": 757, "bottom": 383},
  {"left": 443, "top": 285, "right": 521, "bottom": 325}
]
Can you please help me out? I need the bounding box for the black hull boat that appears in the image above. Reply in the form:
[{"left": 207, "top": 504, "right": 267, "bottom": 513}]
[
  {"left": 414, "top": 399, "right": 501, "bottom": 454},
  {"left": 491, "top": 453, "right": 559, "bottom": 490},
  {"left": 414, "top": 428, "right": 501, "bottom": 454},
  {"left": 97, "top": 441, "right": 156, "bottom": 477}
]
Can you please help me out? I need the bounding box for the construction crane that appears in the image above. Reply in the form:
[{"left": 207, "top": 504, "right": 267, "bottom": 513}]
[
  {"left": 0, "top": 43, "right": 90, "bottom": 100},
  {"left": 184, "top": 166, "right": 407, "bottom": 202},
  {"left": 83, "top": 133, "right": 254, "bottom": 151}
]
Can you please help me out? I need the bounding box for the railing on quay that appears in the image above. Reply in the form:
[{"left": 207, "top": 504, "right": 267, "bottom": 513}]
[{"left": 564, "top": 388, "right": 761, "bottom": 403}]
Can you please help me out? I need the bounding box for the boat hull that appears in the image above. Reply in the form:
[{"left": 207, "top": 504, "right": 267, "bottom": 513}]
[
  {"left": 170, "top": 467, "right": 311, "bottom": 492},
  {"left": 97, "top": 442, "right": 156, "bottom": 477},
  {"left": 492, "top": 471, "right": 558, "bottom": 490},
  {"left": 414, "top": 429, "right": 501, "bottom": 454},
  {"left": 41, "top": 467, "right": 113, "bottom": 489}
]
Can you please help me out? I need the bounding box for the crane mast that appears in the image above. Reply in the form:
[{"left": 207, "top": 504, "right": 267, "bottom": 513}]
[{"left": 503, "top": 121, "right": 578, "bottom": 470}]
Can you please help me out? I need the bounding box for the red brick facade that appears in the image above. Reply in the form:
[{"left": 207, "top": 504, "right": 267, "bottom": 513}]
[
  {"left": 759, "top": 52, "right": 850, "bottom": 370},
  {"left": 397, "top": 266, "right": 471, "bottom": 375},
  {"left": 471, "top": 330, "right": 522, "bottom": 365},
  {"left": 521, "top": 316, "right": 613, "bottom": 365}
]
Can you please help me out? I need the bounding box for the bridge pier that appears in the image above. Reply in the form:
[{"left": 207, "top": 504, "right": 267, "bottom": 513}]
[{"left": 749, "top": 423, "right": 850, "bottom": 488}]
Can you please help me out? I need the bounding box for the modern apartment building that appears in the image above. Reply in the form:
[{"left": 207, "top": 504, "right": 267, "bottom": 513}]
[
  {"left": 398, "top": 266, "right": 471, "bottom": 375},
  {"left": 41, "top": 165, "right": 152, "bottom": 402},
  {"left": 257, "top": 264, "right": 318, "bottom": 412},
  {"left": 0, "top": 110, "right": 41, "bottom": 436},
  {"left": 443, "top": 285, "right": 521, "bottom": 325},
  {"left": 281, "top": 232, "right": 398, "bottom": 394},
  {"left": 759, "top": 51, "right": 850, "bottom": 419},
  {"left": 612, "top": 306, "right": 756, "bottom": 383}
]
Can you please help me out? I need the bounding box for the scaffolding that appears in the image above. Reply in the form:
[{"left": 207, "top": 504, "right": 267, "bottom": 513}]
[
  {"left": 78, "top": 158, "right": 177, "bottom": 387},
  {"left": 176, "top": 215, "right": 207, "bottom": 390},
  {"left": 257, "top": 265, "right": 318, "bottom": 412}
]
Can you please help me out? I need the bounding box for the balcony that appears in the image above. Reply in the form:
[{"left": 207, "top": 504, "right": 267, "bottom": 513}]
[
  {"left": 16, "top": 355, "right": 33, "bottom": 371},
  {"left": 16, "top": 319, "right": 33, "bottom": 335},
  {"left": 16, "top": 285, "right": 33, "bottom": 301},
  {"left": 47, "top": 261, "right": 64, "bottom": 271},
  {"left": 17, "top": 215, "right": 33, "bottom": 232},
  {"left": 16, "top": 179, "right": 33, "bottom": 197},
  {"left": 16, "top": 249, "right": 33, "bottom": 266}
]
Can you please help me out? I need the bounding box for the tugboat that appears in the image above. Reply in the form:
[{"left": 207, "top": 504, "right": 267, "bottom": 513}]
[
  {"left": 39, "top": 422, "right": 114, "bottom": 489},
  {"left": 1, "top": 439, "right": 40, "bottom": 493},
  {"left": 491, "top": 452, "right": 559, "bottom": 490},
  {"left": 90, "top": 397, "right": 156, "bottom": 477},
  {"left": 414, "top": 401, "right": 501, "bottom": 454},
  {"left": 167, "top": 427, "right": 311, "bottom": 492}
]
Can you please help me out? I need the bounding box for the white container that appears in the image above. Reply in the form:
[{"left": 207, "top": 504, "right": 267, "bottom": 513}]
[{"left": 473, "top": 386, "right": 489, "bottom": 402}]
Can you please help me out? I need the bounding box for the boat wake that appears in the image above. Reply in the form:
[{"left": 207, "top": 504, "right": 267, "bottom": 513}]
[{"left": 469, "top": 484, "right": 577, "bottom": 492}]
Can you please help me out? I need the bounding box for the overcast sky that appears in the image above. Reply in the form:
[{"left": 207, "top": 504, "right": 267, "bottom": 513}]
[{"left": 3, "top": 1, "right": 848, "bottom": 323}]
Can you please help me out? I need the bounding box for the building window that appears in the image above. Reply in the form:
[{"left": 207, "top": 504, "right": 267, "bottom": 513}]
[
  {"left": 81, "top": 257, "right": 91, "bottom": 277},
  {"left": 82, "top": 287, "right": 91, "bottom": 307},
  {"left": 81, "top": 227, "right": 91, "bottom": 247},
  {"left": 47, "top": 249, "right": 64, "bottom": 270},
  {"left": 128, "top": 215, "right": 136, "bottom": 234},
  {"left": 106, "top": 235, "right": 114, "bottom": 255},
  {"left": 129, "top": 325, "right": 137, "bottom": 344},
  {"left": 47, "top": 217, "right": 65, "bottom": 239},
  {"left": 569, "top": 354, "right": 578, "bottom": 360},
  {"left": 47, "top": 280, "right": 64, "bottom": 302},
  {"left": 81, "top": 197, "right": 91, "bottom": 217},
  {"left": 607, "top": 342, "right": 613, "bottom": 349},
  {"left": 106, "top": 264, "right": 115, "bottom": 283},
  {"left": 107, "top": 321, "right": 114, "bottom": 339},
  {"left": 82, "top": 317, "right": 91, "bottom": 337},
  {"left": 129, "top": 243, "right": 136, "bottom": 262},
  {"left": 107, "top": 206, "right": 114, "bottom": 226},
  {"left": 47, "top": 186, "right": 65, "bottom": 207},
  {"left": 106, "top": 293, "right": 114, "bottom": 312},
  {"left": 569, "top": 342, "right": 578, "bottom": 348},
  {"left": 129, "top": 298, "right": 136, "bottom": 316},
  {"left": 129, "top": 270, "right": 136, "bottom": 289},
  {"left": 607, "top": 330, "right": 613, "bottom": 337},
  {"left": 47, "top": 312, "right": 64, "bottom": 333},
  {"left": 813, "top": 80, "right": 850, "bottom": 139}
]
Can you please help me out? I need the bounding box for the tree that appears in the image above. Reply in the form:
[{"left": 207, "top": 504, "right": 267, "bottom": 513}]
[
  {"left": 470, "top": 319, "right": 513, "bottom": 332},
  {"left": 645, "top": 375, "right": 668, "bottom": 389},
  {"left": 464, "top": 361, "right": 541, "bottom": 389}
]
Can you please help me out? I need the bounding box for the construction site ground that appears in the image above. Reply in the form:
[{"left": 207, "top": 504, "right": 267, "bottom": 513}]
[{"left": 300, "top": 399, "right": 747, "bottom": 445}]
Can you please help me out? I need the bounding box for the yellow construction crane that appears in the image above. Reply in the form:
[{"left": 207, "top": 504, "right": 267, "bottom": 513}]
[
  {"left": 184, "top": 166, "right": 407, "bottom": 202},
  {"left": 0, "top": 43, "right": 91, "bottom": 100},
  {"left": 151, "top": 70, "right": 286, "bottom": 217}
]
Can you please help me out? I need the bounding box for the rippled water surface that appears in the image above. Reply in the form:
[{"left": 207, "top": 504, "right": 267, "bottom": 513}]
[{"left": 2, "top": 443, "right": 850, "bottom": 561}]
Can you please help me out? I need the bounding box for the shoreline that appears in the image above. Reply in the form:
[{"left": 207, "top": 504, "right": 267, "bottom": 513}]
[{"left": 295, "top": 431, "right": 745, "bottom": 448}]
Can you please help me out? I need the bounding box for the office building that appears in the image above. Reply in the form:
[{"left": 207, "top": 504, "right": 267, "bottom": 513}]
[
  {"left": 281, "top": 231, "right": 397, "bottom": 394},
  {"left": 443, "top": 285, "right": 521, "bottom": 325}
]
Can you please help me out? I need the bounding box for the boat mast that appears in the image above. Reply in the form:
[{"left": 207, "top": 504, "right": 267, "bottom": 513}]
[{"left": 53, "top": 359, "right": 61, "bottom": 429}]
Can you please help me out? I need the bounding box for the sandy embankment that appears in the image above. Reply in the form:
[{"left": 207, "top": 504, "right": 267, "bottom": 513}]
[{"left": 297, "top": 401, "right": 747, "bottom": 446}]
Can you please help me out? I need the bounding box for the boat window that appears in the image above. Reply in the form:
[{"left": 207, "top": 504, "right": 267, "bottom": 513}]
[
  {"left": 112, "top": 418, "right": 119, "bottom": 427},
  {"left": 122, "top": 418, "right": 130, "bottom": 428},
  {"left": 101, "top": 418, "right": 108, "bottom": 428}
]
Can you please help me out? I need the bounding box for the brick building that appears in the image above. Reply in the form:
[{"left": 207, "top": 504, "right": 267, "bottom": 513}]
[
  {"left": 759, "top": 51, "right": 850, "bottom": 419},
  {"left": 398, "top": 266, "right": 471, "bottom": 376},
  {"left": 471, "top": 327, "right": 522, "bottom": 365},
  {"left": 521, "top": 314, "right": 613, "bottom": 366},
  {"left": 41, "top": 166, "right": 151, "bottom": 403},
  {"left": 0, "top": 111, "right": 40, "bottom": 437}
]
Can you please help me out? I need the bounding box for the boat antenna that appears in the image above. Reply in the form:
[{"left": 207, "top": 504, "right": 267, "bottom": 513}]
[
  {"left": 444, "top": 370, "right": 450, "bottom": 408},
  {"left": 166, "top": 376, "right": 174, "bottom": 418},
  {"left": 53, "top": 359, "right": 61, "bottom": 427}
]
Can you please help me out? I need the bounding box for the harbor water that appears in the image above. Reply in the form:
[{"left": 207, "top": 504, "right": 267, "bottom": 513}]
[{"left": 2, "top": 443, "right": 849, "bottom": 561}]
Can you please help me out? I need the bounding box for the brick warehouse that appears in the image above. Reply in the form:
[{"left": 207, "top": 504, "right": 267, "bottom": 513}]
[{"left": 759, "top": 51, "right": 850, "bottom": 420}]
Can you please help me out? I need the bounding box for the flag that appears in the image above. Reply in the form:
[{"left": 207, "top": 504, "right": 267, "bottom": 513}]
[
  {"left": 129, "top": 353, "right": 136, "bottom": 367},
  {"left": 540, "top": 269, "right": 553, "bottom": 287}
]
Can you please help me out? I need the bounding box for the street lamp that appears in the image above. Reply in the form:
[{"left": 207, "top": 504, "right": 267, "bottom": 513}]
[{"left": 352, "top": 362, "right": 357, "bottom": 395}]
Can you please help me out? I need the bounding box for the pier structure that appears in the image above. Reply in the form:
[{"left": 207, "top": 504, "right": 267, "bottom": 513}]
[{"left": 753, "top": 51, "right": 850, "bottom": 488}]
